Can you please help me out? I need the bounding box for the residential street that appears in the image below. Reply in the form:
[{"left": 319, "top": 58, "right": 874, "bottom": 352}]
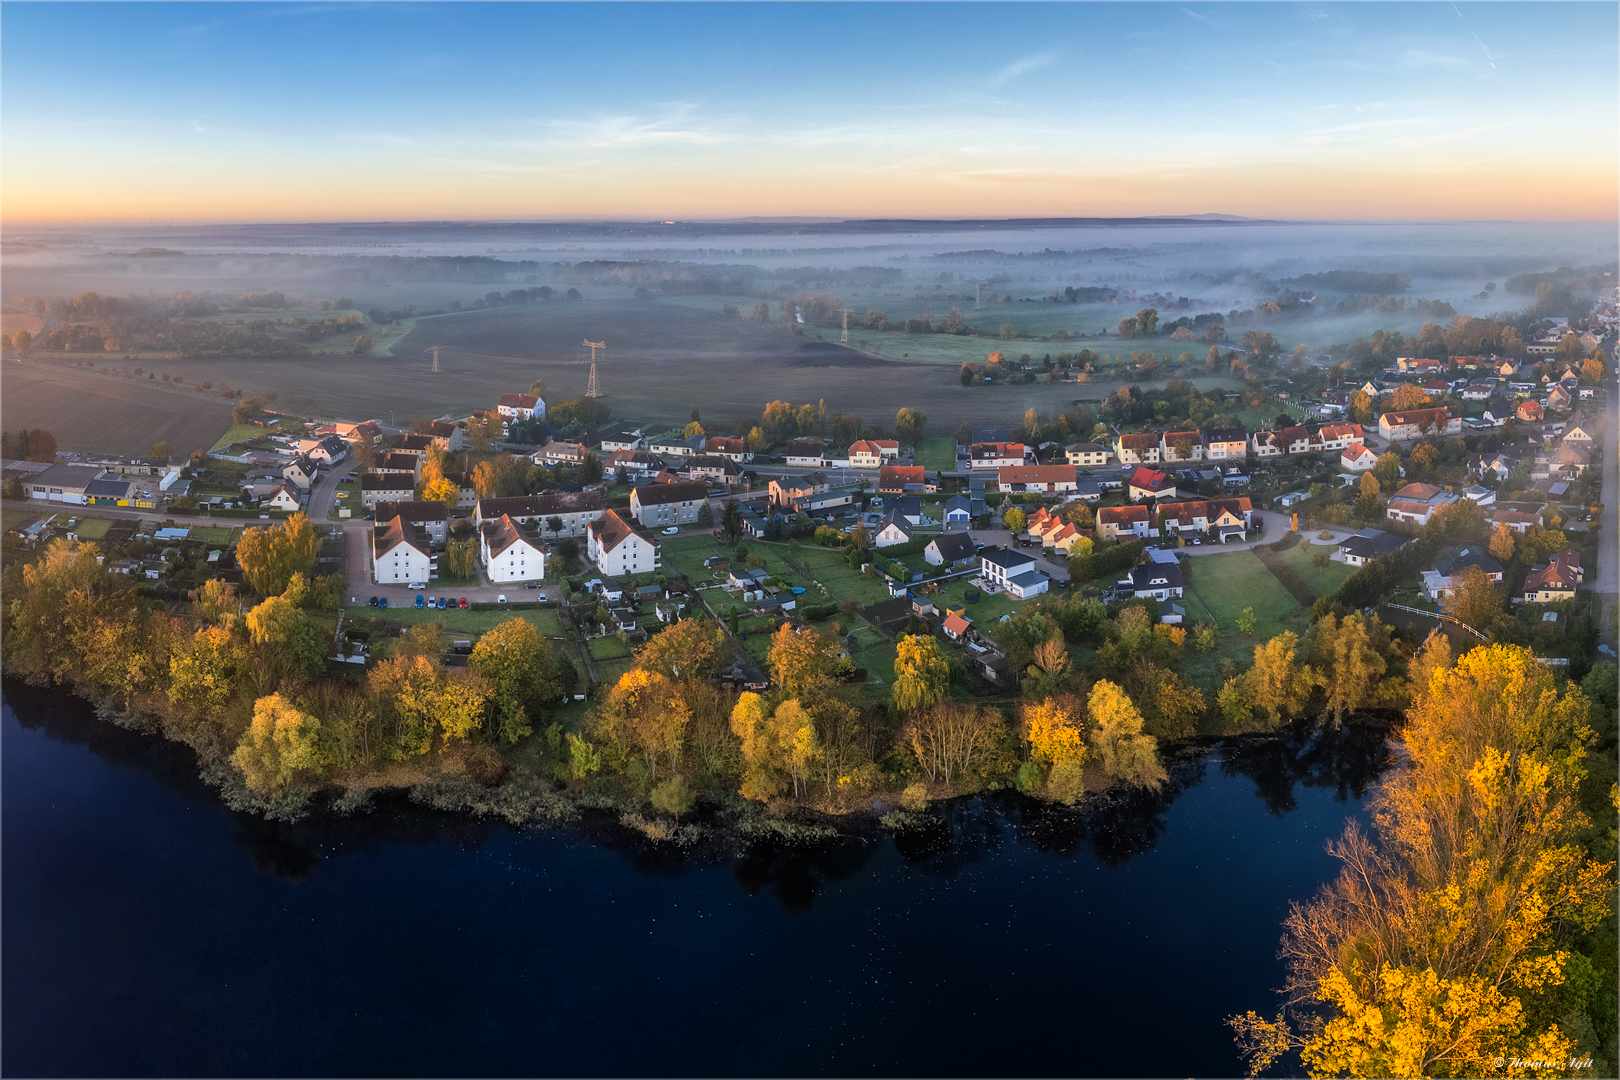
[{"left": 1597, "top": 384, "right": 1617, "bottom": 649}]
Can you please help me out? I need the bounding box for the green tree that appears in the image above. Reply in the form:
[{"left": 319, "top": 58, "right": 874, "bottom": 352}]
[
  {"left": 231, "top": 693, "right": 324, "bottom": 798},
  {"left": 1356, "top": 471, "right": 1382, "bottom": 519},
  {"left": 894, "top": 407, "right": 927, "bottom": 447},
  {"left": 892, "top": 634, "right": 951, "bottom": 714},
  {"left": 1086, "top": 680, "right": 1166, "bottom": 790},
  {"left": 1372, "top": 451, "right": 1404, "bottom": 493},
  {"left": 149, "top": 441, "right": 170, "bottom": 461},
  {"left": 235, "top": 513, "right": 320, "bottom": 596},
  {"left": 1447, "top": 563, "right": 1502, "bottom": 633},
  {"left": 468, "top": 617, "right": 557, "bottom": 742}
]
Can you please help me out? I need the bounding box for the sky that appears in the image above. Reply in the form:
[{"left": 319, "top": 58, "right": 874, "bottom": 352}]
[{"left": 2, "top": 2, "right": 1616, "bottom": 224}]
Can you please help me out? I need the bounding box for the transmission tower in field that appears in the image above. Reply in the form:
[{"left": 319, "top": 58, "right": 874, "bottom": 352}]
[
  {"left": 583, "top": 339, "right": 607, "bottom": 397},
  {"left": 838, "top": 308, "right": 853, "bottom": 344},
  {"left": 427, "top": 346, "right": 442, "bottom": 374}
]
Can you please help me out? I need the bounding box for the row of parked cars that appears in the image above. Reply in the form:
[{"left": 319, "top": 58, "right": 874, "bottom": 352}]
[{"left": 366, "top": 595, "right": 470, "bottom": 609}]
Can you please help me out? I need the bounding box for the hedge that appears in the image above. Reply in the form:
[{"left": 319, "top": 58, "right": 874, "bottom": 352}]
[
  {"left": 799, "top": 601, "right": 839, "bottom": 620},
  {"left": 1068, "top": 539, "right": 1146, "bottom": 583},
  {"left": 871, "top": 553, "right": 913, "bottom": 583}
]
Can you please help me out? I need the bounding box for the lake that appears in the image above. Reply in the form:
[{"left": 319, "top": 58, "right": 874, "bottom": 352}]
[{"left": 2, "top": 679, "right": 1391, "bottom": 1077}]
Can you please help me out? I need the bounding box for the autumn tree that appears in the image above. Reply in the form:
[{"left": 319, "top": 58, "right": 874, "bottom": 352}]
[
  {"left": 730, "top": 691, "right": 783, "bottom": 800},
  {"left": 1372, "top": 451, "right": 1404, "bottom": 493},
  {"left": 1232, "top": 645, "right": 1612, "bottom": 1078},
  {"left": 1023, "top": 695, "right": 1087, "bottom": 803},
  {"left": 468, "top": 617, "right": 558, "bottom": 744},
  {"left": 231, "top": 693, "right": 323, "bottom": 798},
  {"left": 1355, "top": 471, "right": 1382, "bottom": 520},
  {"left": 1002, "top": 505, "right": 1027, "bottom": 534},
  {"left": 1447, "top": 563, "right": 1502, "bottom": 633},
  {"left": 1303, "top": 612, "right": 1391, "bottom": 725},
  {"left": 892, "top": 634, "right": 951, "bottom": 714},
  {"left": 634, "top": 618, "right": 723, "bottom": 681},
  {"left": 767, "top": 623, "right": 851, "bottom": 703},
  {"left": 902, "top": 702, "right": 1007, "bottom": 786},
  {"left": 1488, "top": 521, "right": 1517, "bottom": 564},
  {"left": 894, "top": 407, "right": 927, "bottom": 447},
  {"left": 236, "top": 513, "right": 320, "bottom": 596},
  {"left": 1086, "top": 680, "right": 1166, "bottom": 790},
  {"left": 588, "top": 668, "right": 690, "bottom": 782},
  {"left": 1387, "top": 383, "right": 1430, "bottom": 411}
]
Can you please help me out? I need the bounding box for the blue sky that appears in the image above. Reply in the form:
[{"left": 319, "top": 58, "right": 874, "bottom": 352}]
[{"left": 3, "top": 2, "right": 1615, "bottom": 221}]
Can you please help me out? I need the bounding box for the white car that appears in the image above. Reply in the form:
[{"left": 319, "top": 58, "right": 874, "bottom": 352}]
[
  {"left": 662, "top": 526, "right": 679, "bottom": 535},
  {"left": 497, "top": 594, "right": 507, "bottom": 604}
]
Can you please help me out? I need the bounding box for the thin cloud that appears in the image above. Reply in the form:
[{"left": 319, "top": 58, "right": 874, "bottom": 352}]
[
  {"left": 1180, "top": 7, "right": 1217, "bottom": 26},
  {"left": 986, "top": 51, "right": 1058, "bottom": 87}
]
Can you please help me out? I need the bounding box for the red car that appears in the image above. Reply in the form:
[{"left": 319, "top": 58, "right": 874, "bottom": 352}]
[{"left": 459, "top": 597, "right": 469, "bottom": 608}]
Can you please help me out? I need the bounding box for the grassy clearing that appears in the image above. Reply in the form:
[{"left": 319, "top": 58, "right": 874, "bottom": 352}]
[
  {"left": 1273, "top": 538, "right": 1354, "bottom": 599},
  {"left": 1, "top": 509, "right": 33, "bottom": 529},
  {"left": 186, "top": 525, "right": 241, "bottom": 544},
  {"left": 914, "top": 435, "right": 959, "bottom": 473},
  {"left": 1182, "top": 550, "right": 1304, "bottom": 639},
  {"left": 71, "top": 517, "right": 114, "bottom": 539},
  {"left": 588, "top": 636, "right": 632, "bottom": 660},
  {"left": 209, "top": 422, "right": 270, "bottom": 452}
]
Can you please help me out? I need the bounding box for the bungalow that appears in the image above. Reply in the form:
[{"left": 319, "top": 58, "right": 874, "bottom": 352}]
[
  {"left": 1523, "top": 550, "right": 1582, "bottom": 604},
  {"left": 848, "top": 439, "right": 900, "bottom": 467},
  {"left": 1396, "top": 356, "right": 1443, "bottom": 374},
  {"left": 1120, "top": 561, "right": 1184, "bottom": 601},
  {"left": 873, "top": 511, "right": 913, "bottom": 548},
  {"left": 648, "top": 432, "right": 706, "bottom": 458},
  {"left": 877, "top": 464, "right": 934, "bottom": 494},
  {"left": 1460, "top": 486, "right": 1496, "bottom": 507},
  {"left": 587, "top": 509, "right": 660, "bottom": 577},
  {"left": 980, "top": 547, "right": 1048, "bottom": 599},
  {"left": 533, "top": 441, "right": 589, "bottom": 466},
  {"left": 1336, "top": 530, "right": 1409, "bottom": 567},
  {"left": 1460, "top": 382, "right": 1498, "bottom": 401},
  {"left": 1341, "top": 443, "right": 1379, "bottom": 472},
  {"left": 1064, "top": 442, "right": 1110, "bottom": 467},
  {"left": 968, "top": 441, "right": 1027, "bottom": 469},
  {"left": 785, "top": 439, "right": 831, "bottom": 467},
  {"left": 474, "top": 491, "right": 605, "bottom": 536},
  {"left": 1160, "top": 430, "right": 1205, "bottom": 463},
  {"left": 1115, "top": 432, "right": 1162, "bottom": 465},
  {"left": 942, "top": 610, "right": 973, "bottom": 642},
  {"left": 943, "top": 494, "right": 973, "bottom": 524},
  {"left": 360, "top": 473, "right": 415, "bottom": 509},
  {"left": 1386, "top": 482, "right": 1457, "bottom": 526},
  {"left": 496, "top": 392, "right": 545, "bottom": 423},
  {"left": 374, "top": 501, "right": 450, "bottom": 545},
  {"left": 1203, "top": 427, "right": 1249, "bottom": 462},
  {"left": 1379, "top": 406, "right": 1463, "bottom": 443},
  {"left": 1096, "top": 504, "right": 1153, "bottom": 542},
  {"left": 996, "top": 463, "right": 1078, "bottom": 494},
  {"left": 703, "top": 436, "right": 751, "bottom": 463},
  {"left": 1516, "top": 400, "right": 1544, "bottom": 423},
  {"left": 629, "top": 480, "right": 708, "bottom": 527},
  {"left": 1421, "top": 379, "right": 1452, "bottom": 398},
  {"left": 480, "top": 514, "right": 547, "bottom": 583},
  {"left": 925, "top": 532, "right": 979, "bottom": 568},
  {"left": 596, "top": 424, "right": 648, "bottom": 454},
  {"left": 1127, "top": 466, "right": 1176, "bottom": 501},
  {"left": 372, "top": 518, "right": 433, "bottom": 585},
  {"left": 1422, "top": 545, "right": 1504, "bottom": 604},
  {"left": 799, "top": 486, "right": 862, "bottom": 516}
]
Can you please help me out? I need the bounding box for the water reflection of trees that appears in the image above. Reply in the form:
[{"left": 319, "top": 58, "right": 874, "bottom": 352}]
[{"left": 1217, "top": 718, "right": 1395, "bottom": 817}]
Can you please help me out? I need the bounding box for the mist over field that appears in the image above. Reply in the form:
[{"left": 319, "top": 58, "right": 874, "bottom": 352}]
[{"left": 4, "top": 217, "right": 1615, "bottom": 442}]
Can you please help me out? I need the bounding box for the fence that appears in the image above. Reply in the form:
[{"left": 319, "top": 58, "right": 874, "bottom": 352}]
[{"left": 1383, "top": 602, "right": 1487, "bottom": 641}]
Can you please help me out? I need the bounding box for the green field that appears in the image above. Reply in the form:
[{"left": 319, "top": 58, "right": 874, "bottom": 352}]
[
  {"left": 588, "top": 635, "right": 632, "bottom": 660},
  {"left": 1274, "top": 538, "right": 1355, "bottom": 600},
  {"left": 913, "top": 436, "right": 959, "bottom": 473},
  {"left": 209, "top": 422, "right": 271, "bottom": 452},
  {"left": 186, "top": 525, "right": 242, "bottom": 544},
  {"left": 1182, "top": 550, "right": 1305, "bottom": 639},
  {"left": 71, "top": 517, "right": 114, "bottom": 539}
]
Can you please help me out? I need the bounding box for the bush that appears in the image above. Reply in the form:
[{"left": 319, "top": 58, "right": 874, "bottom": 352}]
[
  {"left": 799, "top": 601, "right": 839, "bottom": 621},
  {"left": 899, "top": 782, "right": 929, "bottom": 812},
  {"left": 649, "top": 775, "right": 696, "bottom": 817}
]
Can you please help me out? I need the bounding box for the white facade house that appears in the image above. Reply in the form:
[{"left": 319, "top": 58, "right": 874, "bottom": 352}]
[
  {"left": 480, "top": 514, "right": 547, "bottom": 583},
  {"left": 263, "top": 483, "right": 302, "bottom": 512},
  {"left": 497, "top": 393, "right": 545, "bottom": 423},
  {"left": 1340, "top": 443, "right": 1378, "bottom": 472},
  {"left": 588, "top": 509, "right": 660, "bottom": 577},
  {"left": 372, "top": 519, "right": 432, "bottom": 585},
  {"left": 873, "top": 513, "right": 913, "bottom": 548}
]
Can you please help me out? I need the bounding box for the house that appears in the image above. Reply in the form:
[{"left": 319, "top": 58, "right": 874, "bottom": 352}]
[
  {"left": 1203, "top": 428, "right": 1249, "bottom": 462},
  {"left": 1460, "top": 381, "right": 1498, "bottom": 401},
  {"left": 629, "top": 481, "right": 709, "bottom": 527},
  {"left": 770, "top": 473, "right": 829, "bottom": 507},
  {"left": 390, "top": 433, "right": 435, "bottom": 458},
  {"left": 847, "top": 439, "right": 900, "bottom": 467},
  {"left": 1386, "top": 482, "right": 1457, "bottom": 526},
  {"left": 1547, "top": 444, "right": 1590, "bottom": 478},
  {"left": 1341, "top": 443, "right": 1379, "bottom": 472},
  {"left": 1460, "top": 486, "right": 1496, "bottom": 507},
  {"left": 889, "top": 494, "right": 928, "bottom": 525},
  {"left": 1096, "top": 504, "right": 1152, "bottom": 542},
  {"left": 925, "top": 532, "right": 978, "bottom": 568},
  {"left": 1152, "top": 496, "right": 1254, "bottom": 541},
  {"left": 877, "top": 464, "right": 933, "bottom": 494},
  {"left": 1120, "top": 560, "right": 1184, "bottom": 601},
  {"left": 480, "top": 514, "right": 547, "bottom": 583},
  {"left": 648, "top": 432, "right": 706, "bottom": 458},
  {"left": 703, "top": 436, "right": 751, "bottom": 463},
  {"left": 1115, "top": 432, "right": 1162, "bottom": 465},
  {"left": 873, "top": 512, "right": 913, "bottom": 547},
  {"left": 370, "top": 452, "right": 423, "bottom": 481},
  {"left": 942, "top": 610, "right": 973, "bottom": 641},
  {"left": 943, "top": 494, "right": 973, "bottom": 524},
  {"left": 1516, "top": 399, "right": 1544, "bottom": 423},
  {"left": 1545, "top": 384, "right": 1574, "bottom": 411},
  {"left": 785, "top": 439, "right": 831, "bottom": 466},
  {"left": 1422, "top": 546, "right": 1504, "bottom": 605},
  {"left": 425, "top": 421, "right": 467, "bottom": 453},
  {"left": 587, "top": 509, "right": 660, "bottom": 577},
  {"left": 495, "top": 393, "right": 545, "bottom": 426},
  {"left": 1251, "top": 430, "right": 1284, "bottom": 458},
  {"left": 1378, "top": 407, "right": 1462, "bottom": 443},
  {"left": 280, "top": 457, "right": 316, "bottom": 490},
  {"left": 1159, "top": 431, "right": 1205, "bottom": 463},
  {"left": 1491, "top": 357, "right": 1519, "bottom": 377},
  {"left": 360, "top": 473, "right": 415, "bottom": 509},
  {"left": 1397, "top": 356, "right": 1442, "bottom": 374},
  {"left": 1560, "top": 416, "right": 1597, "bottom": 445},
  {"left": 262, "top": 483, "right": 302, "bottom": 512},
  {"left": 1421, "top": 379, "right": 1452, "bottom": 398},
  {"left": 533, "top": 441, "right": 589, "bottom": 466},
  {"left": 372, "top": 518, "right": 433, "bottom": 585},
  {"left": 1279, "top": 425, "right": 1313, "bottom": 455},
  {"left": 678, "top": 454, "right": 743, "bottom": 486},
  {"left": 1336, "top": 530, "right": 1408, "bottom": 567},
  {"left": 1127, "top": 466, "right": 1175, "bottom": 501},
  {"left": 1064, "top": 442, "right": 1109, "bottom": 467},
  {"left": 996, "top": 463, "right": 1078, "bottom": 494},
  {"left": 335, "top": 420, "right": 382, "bottom": 443},
  {"left": 1315, "top": 422, "right": 1365, "bottom": 451},
  {"left": 298, "top": 435, "right": 349, "bottom": 464},
  {"left": 605, "top": 448, "right": 666, "bottom": 481},
  {"left": 1491, "top": 508, "right": 1542, "bottom": 533},
  {"left": 1043, "top": 521, "right": 1090, "bottom": 555},
  {"left": 968, "top": 441, "right": 1027, "bottom": 469},
  {"left": 1523, "top": 551, "right": 1582, "bottom": 603},
  {"left": 980, "top": 547, "right": 1048, "bottom": 599},
  {"left": 374, "top": 501, "right": 451, "bottom": 545},
  {"left": 474, "top": 491, "right": 605, "bottom": 537}
]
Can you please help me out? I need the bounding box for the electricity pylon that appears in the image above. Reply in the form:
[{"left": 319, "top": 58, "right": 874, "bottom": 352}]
[{"left": 583, "top": 339, "right": 607, "bottom": 397}]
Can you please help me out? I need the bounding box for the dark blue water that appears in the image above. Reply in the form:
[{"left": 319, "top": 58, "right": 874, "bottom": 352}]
[{"left": 2, "top": 680, "right": 1390, "bottom": 1077}]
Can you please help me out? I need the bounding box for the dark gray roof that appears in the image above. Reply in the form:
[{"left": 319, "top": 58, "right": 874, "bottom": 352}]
[
  {"left": 1007, "top": 570, "right": 1048, "bottom": 589},
  {"left": 981, "top": 547, "right": 1034, "bottom": 571},
  {"left": 1127, "top": 562, "right": 1184, "bottom": 590},
  {"left": 1434, "top": 546, "right": 1503, "bottom": 578},
  {"left": 1338, "top": 531, "right": 1408, "bottom": 559},
  {"left": 928, "top": 532, "right": 977, "bottom": 562}
]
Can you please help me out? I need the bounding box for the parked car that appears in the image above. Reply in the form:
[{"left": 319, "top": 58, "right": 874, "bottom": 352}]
[
  {"left": 662, "top": 526, "right": 679, "bottom": 535},
  {"left": 497, "top": 594, "right": 507, "bottom": 604},
  {"left": 524, "top": 582, "right": 542, "bottom": 589},
  {"left": 459, "top": 597, "right": 468, "bottom": 608},
  {"left": 368, "top": 596, "right": 379, "bottom": 607},
  {"left": 415, "top": 595, "right": 425, "bottom": 608},
  {"left": 377, "top": 597, "right": 388, "bottom": 608},
  {"left": 363, "top": 514, "right": 374, "bottom": 521},
  {"left": 438, "top": 597, "right": 449, "bottom": 609},
  {"left": 408, "top": 582, "right": 425, "bottom": 590}
]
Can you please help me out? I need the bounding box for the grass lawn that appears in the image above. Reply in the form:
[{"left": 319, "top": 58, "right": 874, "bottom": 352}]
[
  {"left": 1182, "top": 550, "right": 1304, "bottom": 639},
  {"left": 927, "top": 574, "right": 1026, "bottom": 624},
  {"left": 209, "top": 422, "right": 269, "bottom": 452},
  {"left": 349, "top": 605, "right": 564, "bottom": 637},
  {"left": 914, "top": 435, "right": 958, "bottom": 473},
  {"left": 2, "top": 508, "right": 35, "bottom": 530},
  {"left": 186, "top": 525, "right": 241, "bottom": 544},
  {"left": 588, "top": 636, "right": 632, "bottom": 660},
  {"left": 1274, "top": 538, "right": 1354, "bottom": 599},
  {"left": 71, "top": 517, "right": 114, "bottom": 539},
  {"left": 782, "top": 545, "right": 894, "bottom": 607},
  {"left": 659, "top": 535, "right": 734, "bottom": 584},
  {"left": 592, "top": 656, "right": 635, "bottom": 687}
]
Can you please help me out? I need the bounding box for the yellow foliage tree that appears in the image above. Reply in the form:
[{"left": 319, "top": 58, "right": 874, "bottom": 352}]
[{"left": 231, "top": 693, "right": 323, "bottom": 798}]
